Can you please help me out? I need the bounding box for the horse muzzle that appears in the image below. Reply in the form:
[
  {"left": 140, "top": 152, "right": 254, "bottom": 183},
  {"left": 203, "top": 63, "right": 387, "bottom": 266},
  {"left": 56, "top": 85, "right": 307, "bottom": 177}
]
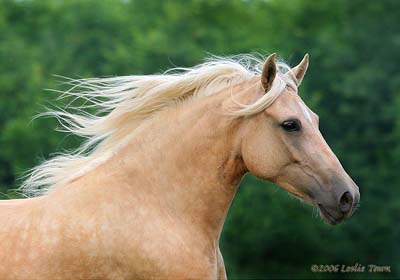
[{"left": 314, "top": 182, "right": 360, "bottom": 225}]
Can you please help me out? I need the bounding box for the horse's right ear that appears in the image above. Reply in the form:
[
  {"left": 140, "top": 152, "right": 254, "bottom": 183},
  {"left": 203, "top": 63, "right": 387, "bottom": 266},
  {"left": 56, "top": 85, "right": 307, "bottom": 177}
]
[{"left": 261, "top": 53, "right": 277, "bottom": 93}]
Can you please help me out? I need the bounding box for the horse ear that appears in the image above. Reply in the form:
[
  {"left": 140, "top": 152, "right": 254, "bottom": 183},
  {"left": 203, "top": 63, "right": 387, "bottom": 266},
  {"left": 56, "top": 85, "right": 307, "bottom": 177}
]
[
  {"left": 261, "top": 53, "right": 277, "bottom": 92},
  {"left": 291, "top": 54, "right": 309, "bottom": 86}
]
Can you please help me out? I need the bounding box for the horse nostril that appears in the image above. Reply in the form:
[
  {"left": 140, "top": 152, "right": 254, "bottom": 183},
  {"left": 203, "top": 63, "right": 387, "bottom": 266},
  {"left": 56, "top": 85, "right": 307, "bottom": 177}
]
[{"left": 339, "top": 191, "right": 353, "bottom": 213}]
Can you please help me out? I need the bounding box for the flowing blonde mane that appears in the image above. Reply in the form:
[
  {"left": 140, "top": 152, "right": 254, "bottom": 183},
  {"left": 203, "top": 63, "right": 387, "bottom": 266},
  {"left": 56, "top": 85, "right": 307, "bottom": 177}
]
[{"left": 20, "top": 54, "right": 297, "bottom": 196}]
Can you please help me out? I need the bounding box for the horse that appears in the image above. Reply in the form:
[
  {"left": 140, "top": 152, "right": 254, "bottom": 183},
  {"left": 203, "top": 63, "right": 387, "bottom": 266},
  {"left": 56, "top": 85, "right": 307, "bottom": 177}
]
[{"left": 0, "top": 53, "right": 360, "bottom": 279}]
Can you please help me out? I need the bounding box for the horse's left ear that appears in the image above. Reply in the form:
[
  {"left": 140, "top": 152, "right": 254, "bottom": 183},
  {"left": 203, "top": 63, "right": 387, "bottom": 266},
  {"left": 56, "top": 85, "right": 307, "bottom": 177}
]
[
  {"left": 261, "top": 53, "right": 277, "bottom": 93},
  {"left": 291, "top": 54, "right": 309, "bottom": 86}
]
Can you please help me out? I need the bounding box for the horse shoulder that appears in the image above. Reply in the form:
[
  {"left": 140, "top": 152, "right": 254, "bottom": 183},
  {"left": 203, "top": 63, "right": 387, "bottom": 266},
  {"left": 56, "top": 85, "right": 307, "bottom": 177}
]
[{"left": 117, "top": 217, "right": 221, "bottom": 279}]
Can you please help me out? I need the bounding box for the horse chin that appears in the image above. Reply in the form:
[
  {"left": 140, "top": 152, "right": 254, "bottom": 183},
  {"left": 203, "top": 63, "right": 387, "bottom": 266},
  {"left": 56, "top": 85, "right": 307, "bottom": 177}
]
[{"left": 317, "top": 204, "right": 344, "bottom": 226}]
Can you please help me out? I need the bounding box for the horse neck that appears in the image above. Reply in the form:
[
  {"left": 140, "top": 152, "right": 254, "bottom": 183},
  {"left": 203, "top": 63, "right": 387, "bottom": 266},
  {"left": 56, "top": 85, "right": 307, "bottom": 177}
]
[{"left": 94, "top": 90, "right": 247, "bottom": 241}]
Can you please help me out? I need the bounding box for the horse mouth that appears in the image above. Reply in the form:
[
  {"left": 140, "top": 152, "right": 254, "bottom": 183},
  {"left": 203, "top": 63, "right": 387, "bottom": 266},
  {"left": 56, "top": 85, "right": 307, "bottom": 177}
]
[{"left": 317, "top": 204, "right": 344, "bottom": 225}]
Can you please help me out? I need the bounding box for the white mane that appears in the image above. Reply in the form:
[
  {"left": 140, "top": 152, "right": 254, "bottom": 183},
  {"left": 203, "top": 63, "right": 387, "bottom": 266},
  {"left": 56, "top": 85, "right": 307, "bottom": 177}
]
[{"left": 20, "top": 54, "right": 296, "bottom": 196}]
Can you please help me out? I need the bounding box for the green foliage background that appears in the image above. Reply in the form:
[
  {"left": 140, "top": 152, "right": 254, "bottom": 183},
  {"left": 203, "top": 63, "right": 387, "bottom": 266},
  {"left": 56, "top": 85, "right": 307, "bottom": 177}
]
[{"left": 0, "top": 0, "right": 399, "bottom": 278}]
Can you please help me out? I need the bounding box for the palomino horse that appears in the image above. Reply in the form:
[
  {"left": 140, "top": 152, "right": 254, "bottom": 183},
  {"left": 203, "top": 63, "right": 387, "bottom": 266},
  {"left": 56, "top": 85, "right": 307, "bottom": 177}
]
[{"left": 0, "top": 53, "right": 360, "bottom": 279}]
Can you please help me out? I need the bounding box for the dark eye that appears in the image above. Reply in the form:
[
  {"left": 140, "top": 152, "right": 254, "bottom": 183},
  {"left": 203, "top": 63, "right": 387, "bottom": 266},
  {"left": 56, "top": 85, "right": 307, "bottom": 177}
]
[{"left": 281, "top": 119, "right": 301, "bottom": 132}]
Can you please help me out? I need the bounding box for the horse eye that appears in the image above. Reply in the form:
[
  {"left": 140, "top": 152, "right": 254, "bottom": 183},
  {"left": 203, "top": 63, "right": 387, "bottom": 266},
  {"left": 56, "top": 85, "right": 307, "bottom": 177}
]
[{"left": 281, "top": 119, "right": 301, "bottom": 132}]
